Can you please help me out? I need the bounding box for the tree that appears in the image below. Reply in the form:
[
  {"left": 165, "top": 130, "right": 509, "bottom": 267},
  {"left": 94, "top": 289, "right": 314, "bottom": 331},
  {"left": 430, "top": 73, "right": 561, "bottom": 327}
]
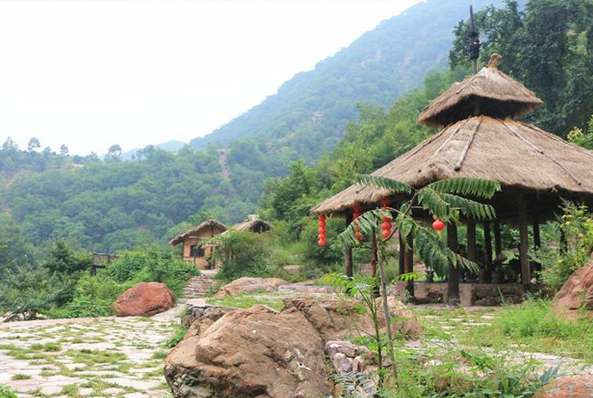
[
  {"left": 450, "top": 0, "right": 593, "bottom": 136},
  {"left": 105, "top": 144, "right": 123, "bottom": 163},
  {"left": 27, "top": 137, "right": 41, "bottom": 152},
  {"left": 2, "top": 137, "right": 19, "bottom": 152},
  {"left": 60, "top": 144, "right": 69, "bottom": 156}
]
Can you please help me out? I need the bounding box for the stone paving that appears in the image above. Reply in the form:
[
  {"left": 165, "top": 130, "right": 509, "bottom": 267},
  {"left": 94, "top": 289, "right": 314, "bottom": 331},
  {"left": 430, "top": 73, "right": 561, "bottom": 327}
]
[{"left": 0, "top": 303, "right": 190, "bottom": 398}]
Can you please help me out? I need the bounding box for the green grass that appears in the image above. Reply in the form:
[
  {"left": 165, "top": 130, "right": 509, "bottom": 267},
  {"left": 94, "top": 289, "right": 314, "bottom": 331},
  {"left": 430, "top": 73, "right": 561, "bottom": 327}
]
[
  {"left": 206, "top": 292, "right": 284, "bottom": 311},
  {"left": 11, "top": 373, "right": 32, "bottom": 380}
]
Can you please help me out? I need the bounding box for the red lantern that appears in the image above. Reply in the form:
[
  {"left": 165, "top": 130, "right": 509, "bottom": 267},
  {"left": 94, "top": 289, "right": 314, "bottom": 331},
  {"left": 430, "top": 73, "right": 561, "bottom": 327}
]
[
  {"left": 353, "top": 205, "right": 363, "bottom": 212},
  {"left": 318, "top": 221, "right": 326, "bottom": 227},
  {"left": 382, "top": 229, "right": 391, "bottom": 239},
  {"left": 355, "top": 232, "right": 362, "bottom": 241},
  {"left": 319, "top": 215, "right": 326, "bottom": 222},
  {"left": 318, "top": 239, "right": 326, "bottom": 246},
  {"left": 382, "top": 215, "right": 391, "bottom": 222},
  {"left": 318, "top": 234, "right": 326, "bottom": 240},
  {"left": 432, "top": 218, "right": 446, "bottom": 231},
  {"left": 318, "top": 227, "right": 326, "bottom": 234},
  {"left": 381, "top": 222, "right": 391, "bottom": 231},
  {"left": 380, "top": 198, "right": 390, "bottom": 208}
]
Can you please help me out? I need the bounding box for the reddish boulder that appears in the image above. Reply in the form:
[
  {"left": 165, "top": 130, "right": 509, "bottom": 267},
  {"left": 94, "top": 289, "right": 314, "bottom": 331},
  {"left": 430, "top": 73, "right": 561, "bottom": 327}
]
[
  {"left": 553, "top": 262, "right": 593, "bottom": 319},
  {"left": 112, "top": 282, "right": 174, "bottom": 317},
  {"left": 533, "top": 375, "right": 593, "bottom": 398}
]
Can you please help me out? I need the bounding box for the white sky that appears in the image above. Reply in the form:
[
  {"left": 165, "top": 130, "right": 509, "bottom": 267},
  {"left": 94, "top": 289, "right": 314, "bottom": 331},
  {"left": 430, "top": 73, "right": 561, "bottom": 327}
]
[{"left": 0, "top": 0, "right": 422, "bottom": 155}]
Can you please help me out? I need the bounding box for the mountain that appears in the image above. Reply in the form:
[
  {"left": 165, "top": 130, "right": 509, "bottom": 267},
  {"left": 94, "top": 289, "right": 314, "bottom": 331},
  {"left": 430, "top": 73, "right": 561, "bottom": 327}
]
[
  {"left": 189, "top": 0, "right": 508, "bottom": 161},
  {"left": 121, "top": 140, "right": 187, "bottom": 160}
]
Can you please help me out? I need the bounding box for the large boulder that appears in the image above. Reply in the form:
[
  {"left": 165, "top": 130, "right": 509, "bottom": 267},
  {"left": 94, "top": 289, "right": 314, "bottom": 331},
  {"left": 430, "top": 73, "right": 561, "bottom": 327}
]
[
  {"left": 214, "top": 277, "right": 288, "bottom": 297},
  {"left": 164, "top": 305, "right": 332, "bottom": 398},
  {"left": 553, "top": 262, "right": 593, "bottom": 319},
  {"left": 112, "top": 282, "right": 174, "bottom": 317},
  {"left": 533, "top": 375, "right": 593, "bottom": 398},
  {"left": 282, "top": 296, "right": 423, "bottom": 341}
]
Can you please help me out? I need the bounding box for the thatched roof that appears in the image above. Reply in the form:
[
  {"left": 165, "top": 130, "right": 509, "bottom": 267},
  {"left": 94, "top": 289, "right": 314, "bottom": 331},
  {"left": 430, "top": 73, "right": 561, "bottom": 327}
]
[
  {"left": 418, "top": 54, "right": 543, "bottom": 128},
  {"left": 232, "top": 215, "right": 272, "bottom": 233},
  {"left": 311, "top": 116, "right": 593, "bottom": 215},
  {"left": 169, "top": 219, "right": 228, "bottom": 245}
]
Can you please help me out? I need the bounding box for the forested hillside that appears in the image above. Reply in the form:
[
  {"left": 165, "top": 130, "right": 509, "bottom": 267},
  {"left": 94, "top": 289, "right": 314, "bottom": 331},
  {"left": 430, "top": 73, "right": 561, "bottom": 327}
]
[
  {"left": 2, "top": 0, "right": 590, "bottom": 256},
  {"left": 188, "top": 0, "right": 510, "bottom": 161}
]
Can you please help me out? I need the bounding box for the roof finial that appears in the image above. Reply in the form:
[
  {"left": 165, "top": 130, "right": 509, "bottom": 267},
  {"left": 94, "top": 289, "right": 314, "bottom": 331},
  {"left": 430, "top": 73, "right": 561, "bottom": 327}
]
[
  {"left": 468, "top": 5, "right": 481, "bottom": 74},
  {"left": 487, "top": 53, "right": 502, "bottom": 69}
]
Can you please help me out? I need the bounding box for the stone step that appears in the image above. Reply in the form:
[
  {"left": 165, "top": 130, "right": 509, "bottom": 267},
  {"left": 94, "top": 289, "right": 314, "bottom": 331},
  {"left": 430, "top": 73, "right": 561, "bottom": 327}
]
[{"left": 183, "top": 274, "right": 219, "bottom": 298}]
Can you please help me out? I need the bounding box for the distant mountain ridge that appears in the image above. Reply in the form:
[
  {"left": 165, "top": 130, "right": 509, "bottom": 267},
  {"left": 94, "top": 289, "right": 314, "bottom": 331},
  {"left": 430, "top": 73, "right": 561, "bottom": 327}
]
[{"left": 189, "top": 0, "right": 508, "bottom": 161}]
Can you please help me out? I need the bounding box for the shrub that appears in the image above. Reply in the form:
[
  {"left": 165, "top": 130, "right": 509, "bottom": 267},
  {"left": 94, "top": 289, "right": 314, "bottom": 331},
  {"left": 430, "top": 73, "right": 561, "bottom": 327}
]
[
  {"left": 65, "top": 274, "right": 129, "bottom": 317},
  {"left": 0, "top": 265, "right": 64, "bottom": 320},
  {"left": 108, "top": 247, "right": 198, "bottom": 297},
  {"left": 214, "top": 231, "right": 275, "bottom": 281}
]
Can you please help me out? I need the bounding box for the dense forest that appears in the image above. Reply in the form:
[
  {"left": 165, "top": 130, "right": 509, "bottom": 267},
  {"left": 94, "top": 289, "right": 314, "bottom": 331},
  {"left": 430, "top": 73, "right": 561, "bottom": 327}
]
[{"left": 0, "top": 0, "right": 592, "bottom": 260}]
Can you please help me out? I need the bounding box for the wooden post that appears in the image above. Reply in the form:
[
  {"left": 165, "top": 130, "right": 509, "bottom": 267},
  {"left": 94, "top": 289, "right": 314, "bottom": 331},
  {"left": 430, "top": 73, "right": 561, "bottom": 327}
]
[
  {"left": 533, "top": 214, "right": 541, "bottom": 250},
  {"left": 483, "top": 221, "right": 493, "bottom": 283},
  {"left": 398, "top": 232, "right": 405, "bottom": 276},
  {"left": 371, "top": 229, "right": 378, "bottom": 277},
  {"left": 467, "top": 218, "right": 477, "bottom": 262},
  {"left": 494, "top": 221, "right": 502, "bottom": 256},
  {"left": 447, "top": 222, "right": 460, "bottom": 306},
  {"left": 345, "top": 212, "right": 353, "bottom": 277},
  {"left": 404, "top": 232, "right": 415, "bottom": 300},
  {"left": 518, "top": 194, "right": 531, "bottom": 287}
]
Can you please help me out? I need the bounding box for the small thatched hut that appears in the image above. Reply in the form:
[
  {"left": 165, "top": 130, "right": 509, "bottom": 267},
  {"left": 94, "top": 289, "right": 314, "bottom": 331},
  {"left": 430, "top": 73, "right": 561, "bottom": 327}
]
[
  {"left": 169, "top": 219, "right": 228, "bottom": 269},
  {"left": 312, "top": 54, "right": 593, "bottom": 305},
  {"left": 231, "top": 215, "right": 272, "bottom": 233}
]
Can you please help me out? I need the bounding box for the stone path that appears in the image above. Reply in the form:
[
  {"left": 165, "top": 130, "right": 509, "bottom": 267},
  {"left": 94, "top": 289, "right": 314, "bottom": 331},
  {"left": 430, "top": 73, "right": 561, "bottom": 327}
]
[
  {"left": 183, "top": 270, "right": 219, "bottom": 298},
  {"left": 0, "top": 305, "right": 184, "bottom": 398}
]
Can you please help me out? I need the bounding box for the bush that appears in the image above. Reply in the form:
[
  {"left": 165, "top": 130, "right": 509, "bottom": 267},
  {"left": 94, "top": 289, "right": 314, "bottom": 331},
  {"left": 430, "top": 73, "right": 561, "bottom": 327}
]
[
  {"left": 214, "top": 231, "right": 276, "bottom": 281},
  {"left": 64, "top": 274, "right": 129, "bottom": 318},
  {"left": 108, "top": 247, "right": 198, "bottom": 297},
  {"left": 0, "top": 265, "right": 64, "bottom": 320}
]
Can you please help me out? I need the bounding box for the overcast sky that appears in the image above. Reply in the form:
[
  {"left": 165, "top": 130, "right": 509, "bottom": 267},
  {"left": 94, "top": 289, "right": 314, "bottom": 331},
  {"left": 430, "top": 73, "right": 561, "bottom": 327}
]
[{"left": 0, "top": 0, "right": 423, "bottom": 155}]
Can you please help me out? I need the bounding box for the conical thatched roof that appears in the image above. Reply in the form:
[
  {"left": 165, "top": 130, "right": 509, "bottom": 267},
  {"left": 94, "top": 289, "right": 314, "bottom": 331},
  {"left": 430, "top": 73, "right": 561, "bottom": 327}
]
[
  {"left": 311, "top": 116, "right": 593, "bottom": 215},
  {"left": 418, "top": 54, "right": 543, "bottom": 128},
  {"left": 231, "top": 215, "right": 272, "bottom": 233},
  {"left": 169, "top": 219, "right": 228, "bottom": 245}
]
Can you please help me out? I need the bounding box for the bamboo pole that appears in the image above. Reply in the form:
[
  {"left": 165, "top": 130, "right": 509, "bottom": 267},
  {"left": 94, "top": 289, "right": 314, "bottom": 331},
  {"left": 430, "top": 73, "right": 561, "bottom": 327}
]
[{"left": 447, "top": 222, "right": 460, "bottom": 306}]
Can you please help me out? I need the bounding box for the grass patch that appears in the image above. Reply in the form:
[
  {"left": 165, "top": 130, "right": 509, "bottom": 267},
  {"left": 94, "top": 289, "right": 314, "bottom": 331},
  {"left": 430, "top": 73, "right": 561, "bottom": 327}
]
[
  {"left": 151, "top": 350, "right": 168, "bottom": 360},
  {"left": 11, "top": 373, "right": 32, "bottom": 380},
  {"left": 206, "top": 292, "right": 284, "bottom": 311},
  {"left": 163, "top": 325, "right": 187, "bottom": 348}
]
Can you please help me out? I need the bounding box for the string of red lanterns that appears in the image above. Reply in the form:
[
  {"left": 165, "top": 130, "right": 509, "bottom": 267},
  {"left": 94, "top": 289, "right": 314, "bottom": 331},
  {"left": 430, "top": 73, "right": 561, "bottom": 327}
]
[
  {"left": 380, "top": 198, "right": 392, "bottom": 240},
  {"left": 317, "top": 215, "right": 327, "bottom": 246},
  {"left": 353, "top": 205, "right": 363, "bottom": 242}
]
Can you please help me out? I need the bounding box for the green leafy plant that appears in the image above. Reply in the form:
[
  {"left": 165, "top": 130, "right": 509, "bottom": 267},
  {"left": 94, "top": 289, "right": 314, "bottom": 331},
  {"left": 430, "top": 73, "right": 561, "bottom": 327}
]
[
  {"left": 328, "top": 175, "right": 500, "bottom": 391},
  {"left": 0, "top": 383, "right": 18, "bottom": 398}
]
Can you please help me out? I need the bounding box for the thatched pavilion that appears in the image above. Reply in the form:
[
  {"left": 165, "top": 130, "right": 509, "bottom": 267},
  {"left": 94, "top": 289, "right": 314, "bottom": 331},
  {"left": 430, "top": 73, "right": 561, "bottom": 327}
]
[
  {"left": 312, "top": 54, "right": 593, "bottom": 305},
  {"left": 169, "top": 219, "right": 228, "bottom": 269},
  {"left": 230, "top": 215, "right": 272, "bottom": 233}
]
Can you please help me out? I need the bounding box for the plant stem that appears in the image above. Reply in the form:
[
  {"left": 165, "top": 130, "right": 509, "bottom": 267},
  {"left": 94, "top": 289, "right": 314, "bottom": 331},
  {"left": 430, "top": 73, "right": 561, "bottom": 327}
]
[{"left": 378, "top": 237, "right": 398, "bottom": 383}]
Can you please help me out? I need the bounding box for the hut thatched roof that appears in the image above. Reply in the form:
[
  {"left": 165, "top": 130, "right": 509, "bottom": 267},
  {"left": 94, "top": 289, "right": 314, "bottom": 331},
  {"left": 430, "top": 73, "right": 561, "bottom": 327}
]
[
  {"left": 311, "top": 116, "right": 593, "bottom": 215},
  {"left": 169, "top": 219, "right": 228, "bottom": 245},
  {"left": 232, "top": 215, "right": 272, "bottom": 233},
  {"left": 418, "top": 54, "right": 543, "bottom": 128}
]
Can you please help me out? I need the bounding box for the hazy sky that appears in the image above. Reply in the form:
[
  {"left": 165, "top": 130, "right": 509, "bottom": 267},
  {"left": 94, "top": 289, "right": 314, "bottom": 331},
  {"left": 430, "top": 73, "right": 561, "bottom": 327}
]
[{"left": 0, "top": 0, "right": 423, "bottom": 155}]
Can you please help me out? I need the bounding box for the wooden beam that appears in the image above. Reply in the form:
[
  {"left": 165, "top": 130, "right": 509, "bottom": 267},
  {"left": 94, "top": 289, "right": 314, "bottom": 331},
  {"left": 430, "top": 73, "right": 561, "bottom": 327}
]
[
  {"left": 447, "top": 222, "right": 460, "bottom": 306},
  {"left": 518, "top": 194, "right": 531, "bottom": 287},
  {"left": 404, "top": 231, "right": 415, "bottom": 299},
  {"left": 345, "top": 212, "right": 353, "bottom": 277}
]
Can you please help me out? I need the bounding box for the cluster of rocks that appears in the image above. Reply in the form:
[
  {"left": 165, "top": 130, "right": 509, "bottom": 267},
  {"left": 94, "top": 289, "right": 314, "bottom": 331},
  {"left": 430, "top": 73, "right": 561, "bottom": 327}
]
[
  {"left": 164, "top": 295, "right": 423, "bottom": 398},
  {"left": 552, "top": 261, "right": 593, "bottom": 319}
]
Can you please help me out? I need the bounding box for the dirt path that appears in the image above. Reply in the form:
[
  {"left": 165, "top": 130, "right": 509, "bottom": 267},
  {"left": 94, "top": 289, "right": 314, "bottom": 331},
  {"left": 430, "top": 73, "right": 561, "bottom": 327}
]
[{"left": 0, "top": 305, "right": 186, "bottom": 398}]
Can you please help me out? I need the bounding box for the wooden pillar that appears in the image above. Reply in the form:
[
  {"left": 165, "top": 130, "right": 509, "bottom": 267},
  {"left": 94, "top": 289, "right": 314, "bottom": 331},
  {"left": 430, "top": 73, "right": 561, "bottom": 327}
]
[
  {"left": 398, "top": 232, "right": 405, "bottom": 276},
  {"left": 371, "top": 229, "right": 378, "bottom": 277},
  {"left": 404, "top": 232, "right": 414, "bottom": 299},
  {"left": 447, "top": 222, "right": 460, "bottom": 306},
  {"left": 518, "top": 194, "right": 531, "bottom": 287},
  {"left": 494, "top": 221, "right": 502, "bottom": 256},
  {"left": 345, "top": 212, "right": 353, "bottom": 277},
  {"left": 467, "top": 218, "right": 477, "bottom": 262},
  {"left": 483, "top": 221, "right": 493, "bottom": 283},
  {"left": 533, "top": 214, "right": 541, "bottom": 250}
]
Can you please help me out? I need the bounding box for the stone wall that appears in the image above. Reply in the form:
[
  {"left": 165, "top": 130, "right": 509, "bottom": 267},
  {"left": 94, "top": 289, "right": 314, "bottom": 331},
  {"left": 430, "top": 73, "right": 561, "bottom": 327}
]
[{"left": 391, "top": 282, "right": 525, "bottom": 306}]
